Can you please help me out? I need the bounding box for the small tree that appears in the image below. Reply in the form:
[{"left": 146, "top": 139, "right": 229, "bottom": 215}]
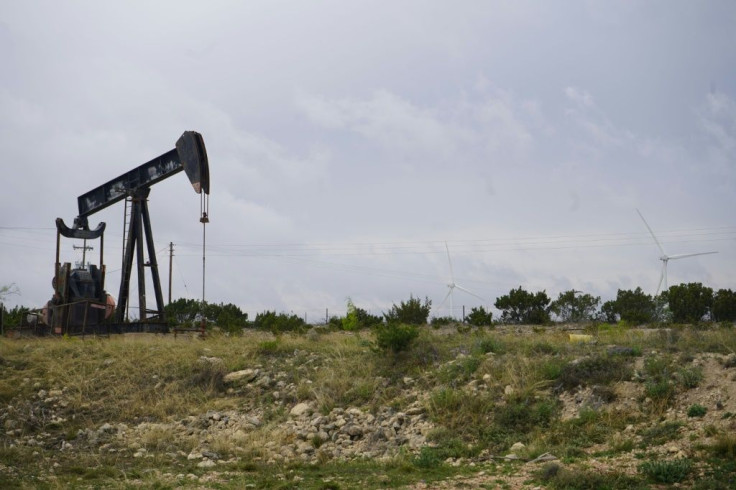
[
  {"left": 342, "top": 298, "right": 383, "bottom": 330},
  {"left": 550, "top": 290, "right": 601, "bottom": 323},
  {"left": 614, "top": 287, "right": 655, "bottom": 324},
  {"left": 712, "top": 289, "right": 736, "bottom": 322},
  {"left": 664, "top": 283, "right": 713, "bottom": 324},
  {"left": 384, "top": 295, "right": 432, "bottom": 325},
  {"left": 164, "top": 298, "right": 202, "bottom": 327},
  {"left": 465, "top": 306, "right": 493, "bottom": 326},
  {"left": 494, "top": 286, "right": 550, "bottom": 324},
  {"left": 342, "top": 298, "right": 360, "bottom": 331},
  {"left": 599, "top": 300, "right": 618, "bottom": 323},
  {"left": 206, "top": 302, "right": 248, "bottom": 332}
]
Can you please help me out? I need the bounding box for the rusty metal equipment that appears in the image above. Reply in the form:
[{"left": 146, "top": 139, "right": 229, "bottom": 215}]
[{"left": 47, "top": 131, "right": 209, "bottom": 335}]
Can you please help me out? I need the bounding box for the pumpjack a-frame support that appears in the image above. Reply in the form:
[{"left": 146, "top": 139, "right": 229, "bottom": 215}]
[{"left": 116, "top": 187, "right": 166, "bottom": 323}]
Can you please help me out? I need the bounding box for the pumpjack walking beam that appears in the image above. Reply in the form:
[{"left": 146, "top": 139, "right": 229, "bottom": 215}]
[{"left": 57, "top": 131, "right": 210, "bottom": 325}]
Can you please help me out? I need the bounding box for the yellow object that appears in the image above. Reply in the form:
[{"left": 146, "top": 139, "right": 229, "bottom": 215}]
[{"left": 569, "top": 334, "right": 594, "bottom": 343}]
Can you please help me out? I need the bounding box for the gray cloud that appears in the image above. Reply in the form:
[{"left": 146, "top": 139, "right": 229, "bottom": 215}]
[{"left": 1, "top": 1, "right": 734, "bottom": 320}]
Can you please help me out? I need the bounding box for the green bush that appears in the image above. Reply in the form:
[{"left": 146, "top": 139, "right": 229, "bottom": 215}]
[
  {"left": 638, "top": 458, "right": 692, "bottom": 484},
  {"left": 384, "top": 295, "right": 432, "bottom": 325},
  {"left": 430, "top": 316, "right": 455, "bottom": 328},
  {"left": 558, "top": 355, "right": 632, "bottom": 390},
  {"left": 253, "top": 310, "right": 307, "bottom": 333},
  {"left": 677, "top": 366, "right": 703, "bottom": 389},
  {"left": 465, "top": 306, "right": 493, "bottom": 326},
  {"left": 373, "top": 323, "right": 419, "bottom": 353},
  {"left": 644, "top": 379, "right": 676, "bottom": 404},
  {"left": 687, "top": 404, "right": 707, "bottom": 417}
]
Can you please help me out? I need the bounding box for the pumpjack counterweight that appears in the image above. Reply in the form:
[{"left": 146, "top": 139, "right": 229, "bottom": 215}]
[{"left": 47, "top": 131, "right": 209, "bottom": 335}]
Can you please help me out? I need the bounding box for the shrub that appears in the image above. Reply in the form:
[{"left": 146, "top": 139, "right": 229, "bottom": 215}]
[
  {"left": 465, "top": 306, "right": 493, "bottom": 326},
  {"left": 687, "top": 404, "right": 707, "bottom": 417},
  {"left": 342, "top": 299, "right": 360, "bottom": 331},
  {"left": 558, "top": 355, "right": 632, "bottom": 390},
  {"left": 430, "top": 316, "right": 455, "bottom": 328},
  {"left": 494, "top": 393, "right": 558, "bottom": 434},
  {"left": 473, "top": 337, "right": 505, "bottom": 355},
  {"left": 638, "top": 458, "right": 692, "bottom": 484},
  {"left": 253, "top": 311, "right": 306, "bottom": 333},
  {"left": 709, "top": 433, "right": 736, "bottom": 459},
  {"left": 373, "top": 323, "right": 419, "bottom": 353},
  {"left": 640, "top": 421, "right": 682, "bottom": 446},
  {"left": 644, "top": 379, "right": 676, "bottom": 404},
  {"left": 384, "top": 295, "right": 432, "bottom": 325},
  {"left": 677, "top": 366, "right": 703, "bottom": 389}
]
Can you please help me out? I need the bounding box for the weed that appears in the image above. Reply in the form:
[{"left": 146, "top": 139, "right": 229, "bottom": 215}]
[
  {"left": 256, "top": 339, "right": 280, "bottom": 354},
  {"left": 640, "top": 421, "right": 682, "bottom": 446},
  {"left": 438, "top": 356, "right": 482, "bottom": 385},
  {"left": 488, "top": 393, "right": 558, "bottom": 447},
  {"left": 474, "top": 337, "right": 505, "bottom": 355},
  {"left": 677, "top": 365, "right": 704, "bottom": 389},
  {"left": 709, "top": 433, "right": 736, "bottom": 459},
  {"left": 539, "top": 358, "right": 564, "bottom": 380},
  {"left": 529, "top": 341, "right": 557, "bottom": 355},
  {"left": 638, "top": 458, "right": 692, "bottom": 484},
  {"left": 542, "top": 466, "right": 645, "bottom": 489},
  {"left": 644, "top": 379, "right": 676, "bottom": 405}
]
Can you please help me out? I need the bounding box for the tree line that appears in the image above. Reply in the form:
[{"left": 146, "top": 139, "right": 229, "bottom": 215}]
[{"left": 2, "top": 282, "right": 735, "bottom": 334}]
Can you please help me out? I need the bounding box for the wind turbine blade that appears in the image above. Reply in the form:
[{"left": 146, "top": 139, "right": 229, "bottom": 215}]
[
  {"left": 636, "top": 209, "right": 666, "bottom": 256},
  {"left": 667, "top": 251, "right": 718, "bottom": 260},
  {"left": 445, "top": 242, "right": 455, "bottom": 282},
  {"left": 437, "top": 288, "right": 453, "bottom": 310},
  {"left": 454, "top": 284, "right": 487, "bottom": 302}
]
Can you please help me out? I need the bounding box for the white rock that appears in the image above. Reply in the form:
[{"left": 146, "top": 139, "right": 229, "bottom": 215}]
[
  {"left": 223, "top": 369, "right": 257, "bottom": 383},
  {"left": 290, "top": 402, "right": 312, "bottom": 417},
  {"left": 510, "top": 442, "right": 526, "bottom": 453}
]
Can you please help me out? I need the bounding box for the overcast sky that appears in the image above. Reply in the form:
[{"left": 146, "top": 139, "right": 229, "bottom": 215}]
[{"left": 1, "top": 1, "right": 734, "bottom": 321}]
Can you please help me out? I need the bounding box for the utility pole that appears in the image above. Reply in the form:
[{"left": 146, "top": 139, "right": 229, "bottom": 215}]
[{"left": 168, "top": 242, "right": 174, "bottom": 305}]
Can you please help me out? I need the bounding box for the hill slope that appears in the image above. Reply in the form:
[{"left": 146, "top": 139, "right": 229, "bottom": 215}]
[{"left": 1, "top": 324, "right": 735, "bottom": 488}]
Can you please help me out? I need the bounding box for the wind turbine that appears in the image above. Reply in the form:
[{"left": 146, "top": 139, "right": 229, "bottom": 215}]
[
  {"left": 636, "top": 209, "right": 718, "bottom": 295},
  {"left": 438, "top": 242, "right": 486, "bottom": 318}
]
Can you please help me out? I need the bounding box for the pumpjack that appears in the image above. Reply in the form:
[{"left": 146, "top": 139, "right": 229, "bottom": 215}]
[{"left": 44, "top": 131, "right": 209, "bottom": 335}]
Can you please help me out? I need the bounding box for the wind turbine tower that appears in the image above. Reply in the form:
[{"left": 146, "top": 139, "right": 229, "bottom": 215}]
[
  {"left": 438, "top": 242, "right": 486, "bottom": 318},
  {"left": 636, "top": 209, "right": 718, "bottom": 295}
]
